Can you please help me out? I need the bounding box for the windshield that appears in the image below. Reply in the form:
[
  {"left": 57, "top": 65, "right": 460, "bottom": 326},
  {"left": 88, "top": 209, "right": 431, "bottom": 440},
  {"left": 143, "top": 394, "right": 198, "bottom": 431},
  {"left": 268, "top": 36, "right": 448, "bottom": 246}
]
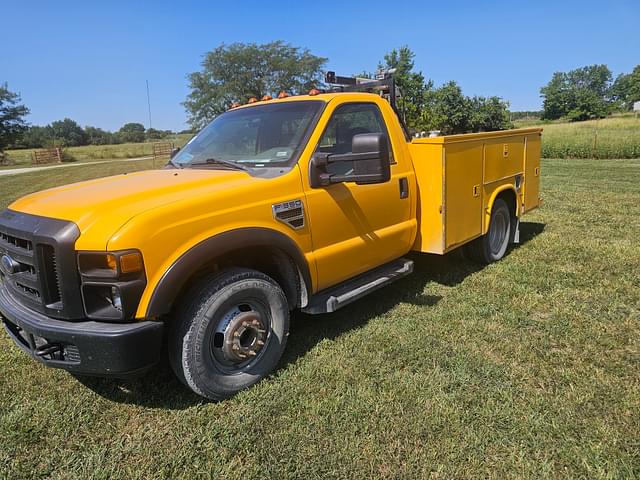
[{"left": 174, "top": 100, "right": 323, "bottom": 169}]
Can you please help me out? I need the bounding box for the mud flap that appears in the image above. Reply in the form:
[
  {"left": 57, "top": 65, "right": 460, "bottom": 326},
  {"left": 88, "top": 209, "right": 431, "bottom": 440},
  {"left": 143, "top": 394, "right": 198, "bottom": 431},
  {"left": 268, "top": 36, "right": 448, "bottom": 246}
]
[{"left": 511, "top": 217, "right": 520, "bottom": 244}]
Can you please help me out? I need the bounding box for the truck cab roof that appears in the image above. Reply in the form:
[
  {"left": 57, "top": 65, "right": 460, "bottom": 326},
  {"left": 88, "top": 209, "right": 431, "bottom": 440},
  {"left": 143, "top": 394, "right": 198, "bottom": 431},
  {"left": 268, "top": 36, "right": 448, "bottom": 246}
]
[{"left": 232, "top": 91, "right": 382, "bottom": 109}]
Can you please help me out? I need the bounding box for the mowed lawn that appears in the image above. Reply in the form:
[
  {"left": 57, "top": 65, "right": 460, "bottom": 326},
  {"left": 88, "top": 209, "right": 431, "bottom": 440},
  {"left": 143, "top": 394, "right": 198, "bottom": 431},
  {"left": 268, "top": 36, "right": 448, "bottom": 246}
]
[{"left": 0, "top": 159, "right": 639, "bottom": 478}]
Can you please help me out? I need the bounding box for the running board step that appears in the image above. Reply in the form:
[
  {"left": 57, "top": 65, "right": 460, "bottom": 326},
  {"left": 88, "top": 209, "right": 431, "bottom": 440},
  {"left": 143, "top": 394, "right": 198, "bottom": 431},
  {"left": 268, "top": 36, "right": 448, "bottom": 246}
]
[{"left": 302, "top": 258, "right": 414, "bottom": 314}]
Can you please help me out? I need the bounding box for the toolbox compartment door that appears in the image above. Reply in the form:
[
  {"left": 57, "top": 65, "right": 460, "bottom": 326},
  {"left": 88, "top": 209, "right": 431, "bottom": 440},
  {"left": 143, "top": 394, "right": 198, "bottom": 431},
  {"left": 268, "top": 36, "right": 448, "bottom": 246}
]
[
  {"left": 444, "top": 142, "right": 483, "bottom": 250},
  {"left": 523, "top": 133, "right": 541, "bottom": 212},
  {"left": 483, "top": 137, "right": 525, "bottom": 184}
]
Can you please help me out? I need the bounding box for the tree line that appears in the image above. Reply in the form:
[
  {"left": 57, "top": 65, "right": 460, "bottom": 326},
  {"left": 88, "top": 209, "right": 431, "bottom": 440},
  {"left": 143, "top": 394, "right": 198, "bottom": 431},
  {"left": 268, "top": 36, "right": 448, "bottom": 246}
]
[
  {"left": 184, "top": 42, "right": 639, "bottom": 129},
  {"left": 541, "top": 64, "right": 640, "bottom": 121},
  {"left": 16, "top": 119, "right": 176, "bottom": 149},
  {"left": 2, "top": 42, "right": 640, "bottom": 160}
]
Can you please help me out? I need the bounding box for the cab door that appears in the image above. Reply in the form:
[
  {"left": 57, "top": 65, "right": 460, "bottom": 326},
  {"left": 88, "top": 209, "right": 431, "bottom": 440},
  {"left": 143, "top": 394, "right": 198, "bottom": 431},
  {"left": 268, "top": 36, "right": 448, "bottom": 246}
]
[{"left": 302, "top": 100, "right": 416, "bottom": 291}]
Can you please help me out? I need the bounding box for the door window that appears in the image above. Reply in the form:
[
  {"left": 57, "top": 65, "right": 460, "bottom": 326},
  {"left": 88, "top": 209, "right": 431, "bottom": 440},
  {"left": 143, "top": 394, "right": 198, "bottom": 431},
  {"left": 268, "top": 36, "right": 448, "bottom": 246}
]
[{"left": 316, "top": 103, "right": 394, "bottom": 177}]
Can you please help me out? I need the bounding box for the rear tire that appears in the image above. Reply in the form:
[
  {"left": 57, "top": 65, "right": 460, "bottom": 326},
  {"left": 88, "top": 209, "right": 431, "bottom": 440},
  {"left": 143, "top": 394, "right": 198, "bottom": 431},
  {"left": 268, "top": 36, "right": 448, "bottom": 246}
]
[
  {"left": 169, "top": 268, "right": 289, "bottom": 400},
  {"left": 464, "top": 198, "right": 512, "bottom": 264}
]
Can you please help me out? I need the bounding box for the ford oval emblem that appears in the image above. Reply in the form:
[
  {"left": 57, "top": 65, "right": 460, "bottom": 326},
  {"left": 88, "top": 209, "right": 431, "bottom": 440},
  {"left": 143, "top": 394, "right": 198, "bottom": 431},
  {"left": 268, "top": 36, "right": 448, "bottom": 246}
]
[{"left": 1, "top": 254, "right": 20, "bottom": 274}]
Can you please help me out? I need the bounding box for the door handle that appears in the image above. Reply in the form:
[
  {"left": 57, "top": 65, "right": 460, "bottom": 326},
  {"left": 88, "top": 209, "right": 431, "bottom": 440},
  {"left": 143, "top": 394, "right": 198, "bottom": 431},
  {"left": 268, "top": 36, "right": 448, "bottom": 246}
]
[{"left": 399, "top": 177, "right": 409, "bottom": 199}]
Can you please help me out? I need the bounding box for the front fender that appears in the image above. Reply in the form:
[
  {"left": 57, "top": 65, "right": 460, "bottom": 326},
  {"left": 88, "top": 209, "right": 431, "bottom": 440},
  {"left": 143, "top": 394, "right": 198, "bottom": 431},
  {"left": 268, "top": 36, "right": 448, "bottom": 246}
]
[{"left": 143, "top": 227, "right": 312, "bottom": 318}]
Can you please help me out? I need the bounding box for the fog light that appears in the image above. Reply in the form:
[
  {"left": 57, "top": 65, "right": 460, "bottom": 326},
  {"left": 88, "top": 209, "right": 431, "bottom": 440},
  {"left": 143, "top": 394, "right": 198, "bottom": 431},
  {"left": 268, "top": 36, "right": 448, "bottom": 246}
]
[{"left": 110, "top": 286, "right": 122, "bottom": 311}]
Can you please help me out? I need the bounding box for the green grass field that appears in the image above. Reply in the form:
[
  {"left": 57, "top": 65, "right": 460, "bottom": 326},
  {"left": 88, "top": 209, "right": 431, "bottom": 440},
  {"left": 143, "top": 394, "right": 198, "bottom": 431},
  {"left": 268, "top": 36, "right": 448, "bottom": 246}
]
[
  {"left": 2, "top": 134, "right": 193, "bottom": 167},
  {"left": 0, "top": 159, "right": 639, "bottom": 478},
  {"left": 514, "top": 114, "right": 640, "bottom": 159}
]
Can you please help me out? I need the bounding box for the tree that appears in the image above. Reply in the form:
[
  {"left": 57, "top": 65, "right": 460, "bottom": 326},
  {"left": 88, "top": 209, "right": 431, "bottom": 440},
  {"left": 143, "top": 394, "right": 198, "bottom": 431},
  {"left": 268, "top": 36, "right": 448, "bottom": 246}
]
[
  {"left": 85, "top": 126, "right": 115, "bottom": 145},
  {"left": 611, "top": 65, "right": 640, "bottom": 110},
  {"left": 184, "top": 41, "right": 327, "bottom": 129},
  {"left": 541, "top": 64, "right": 613, "bottom": 121},
  {"left": 375, "top": 47, "right": 509, "bottom": 135},
  {"left": 470, "top": 96, "right": 511, "bottom": 132},
  {"left": 0, "top": 83, "right": 30, "bottom": 156},
  {"left": 145, "top": 128, "right": 170, "bottom": 140},
  {"left": 50, "top": 118, "right": 88, "bottom": 146},
  {"left": 422, "top": 81, "right": 472, "bottom": 134},
  {"left": 19, "top": 125, "right": 53, "bottom": 148},
  {"left": 118, "top": 122, "right": 146, "bottom": 143},
  {"left": 379, "top": 46, "right": 430, "bottom": 131}
]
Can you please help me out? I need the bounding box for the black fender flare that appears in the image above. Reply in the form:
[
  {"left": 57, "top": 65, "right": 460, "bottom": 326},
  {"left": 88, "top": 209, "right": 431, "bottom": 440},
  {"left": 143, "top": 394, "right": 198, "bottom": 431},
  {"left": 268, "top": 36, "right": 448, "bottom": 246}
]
[{"left": 145, "top": 227, "right": 312, "bottom": 318}]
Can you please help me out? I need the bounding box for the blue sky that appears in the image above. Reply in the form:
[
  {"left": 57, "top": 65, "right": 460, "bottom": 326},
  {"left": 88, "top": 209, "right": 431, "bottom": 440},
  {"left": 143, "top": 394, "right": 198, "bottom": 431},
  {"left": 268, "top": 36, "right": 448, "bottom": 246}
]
[{"left": 2, "top": 0, "right": 638, "bottom": 132}]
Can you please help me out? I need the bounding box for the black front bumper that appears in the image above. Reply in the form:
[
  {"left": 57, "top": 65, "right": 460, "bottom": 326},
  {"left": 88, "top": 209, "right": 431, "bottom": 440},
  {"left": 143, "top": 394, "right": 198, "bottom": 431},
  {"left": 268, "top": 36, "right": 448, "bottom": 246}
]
[{"left": 0, "top": 283, "right": 163, "bottom": 377}]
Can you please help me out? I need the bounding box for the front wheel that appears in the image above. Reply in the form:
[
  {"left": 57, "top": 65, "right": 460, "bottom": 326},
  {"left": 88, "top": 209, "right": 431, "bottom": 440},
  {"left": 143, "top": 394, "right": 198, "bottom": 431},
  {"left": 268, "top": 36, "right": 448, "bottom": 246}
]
[
  {"left": 464, "top": 198, "right": 512, "bottom": 264},
  {"left": 169, "top": 268, "right": 289, "bottom": 400}
]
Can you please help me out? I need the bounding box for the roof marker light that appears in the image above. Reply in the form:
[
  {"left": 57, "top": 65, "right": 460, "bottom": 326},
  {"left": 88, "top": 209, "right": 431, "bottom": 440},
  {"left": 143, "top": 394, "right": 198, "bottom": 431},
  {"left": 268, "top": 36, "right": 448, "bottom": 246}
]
[
  {"left": 248, "top": 97, "right": 258, "bottom": 103},
  {"left": 277, "top": 91, "right": 289, "bottom": 98},
  {"left": 308, "top": 88, "right": 321, "bottom": 96},
  {"left": 230, "top": 102, "right": 241, "bottom": 109},
  {"left": 261, "top": 95, "right": 272, "bottom": 101}
]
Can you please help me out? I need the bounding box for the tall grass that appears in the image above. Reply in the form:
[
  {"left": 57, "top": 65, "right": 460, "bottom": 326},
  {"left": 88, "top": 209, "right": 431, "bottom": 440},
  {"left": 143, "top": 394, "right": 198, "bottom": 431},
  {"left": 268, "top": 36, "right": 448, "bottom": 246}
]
[
  {"left": 515, "top": 114, "right": 640, "bottom": 159},
  {"left": 3, "top": 134, "right": 193, "bottom": 166}
]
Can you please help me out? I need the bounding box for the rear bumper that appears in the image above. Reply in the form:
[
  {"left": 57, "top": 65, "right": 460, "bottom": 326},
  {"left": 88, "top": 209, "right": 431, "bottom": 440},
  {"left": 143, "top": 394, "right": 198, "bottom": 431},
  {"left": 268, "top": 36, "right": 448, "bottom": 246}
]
[{"left": 0, "top": 283, "right": 163, "bottom": 377}]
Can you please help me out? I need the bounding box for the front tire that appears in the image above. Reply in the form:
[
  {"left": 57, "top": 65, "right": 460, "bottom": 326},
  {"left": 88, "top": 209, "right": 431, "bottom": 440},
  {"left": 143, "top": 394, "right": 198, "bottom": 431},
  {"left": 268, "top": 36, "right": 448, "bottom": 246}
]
[
  {"left": 169, "top": 268, "right": 289, "bottom": 400},
  {"left": 464, "top": 198, "right": 512, "bottom": 264}
]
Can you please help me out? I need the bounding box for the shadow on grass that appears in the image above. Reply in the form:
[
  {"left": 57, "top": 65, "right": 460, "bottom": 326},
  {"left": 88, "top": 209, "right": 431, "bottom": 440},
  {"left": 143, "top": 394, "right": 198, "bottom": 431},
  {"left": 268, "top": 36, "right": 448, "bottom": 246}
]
[{"left": 76, "top": 222, "right": 545, "bottom": 408}]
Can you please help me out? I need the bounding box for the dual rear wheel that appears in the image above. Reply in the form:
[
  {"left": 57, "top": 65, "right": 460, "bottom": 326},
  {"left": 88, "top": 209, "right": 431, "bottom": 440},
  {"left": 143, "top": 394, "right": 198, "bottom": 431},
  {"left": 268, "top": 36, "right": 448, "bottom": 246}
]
[{"left": 463, "top": 198, "right": 513, "bottom": 264}]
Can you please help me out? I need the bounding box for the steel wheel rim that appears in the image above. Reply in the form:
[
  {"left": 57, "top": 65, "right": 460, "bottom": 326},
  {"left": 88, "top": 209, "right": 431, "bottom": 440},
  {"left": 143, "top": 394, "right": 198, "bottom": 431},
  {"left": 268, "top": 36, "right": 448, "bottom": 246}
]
[
  {"left": 209, "top": 299, "right": 272, "bottom": 374},
  {"left": 489, "top": 210, "right": 508, "bottom": 255}
]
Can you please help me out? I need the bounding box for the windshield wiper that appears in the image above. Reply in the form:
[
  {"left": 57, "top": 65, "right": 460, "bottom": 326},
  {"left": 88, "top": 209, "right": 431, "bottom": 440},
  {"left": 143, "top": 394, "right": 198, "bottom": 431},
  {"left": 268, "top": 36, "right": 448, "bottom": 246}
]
[
  {"left": 189, "top": 158, "right": 248, "bottom": 171},
  {"left": 167, "top": 157, "right": 183, "bottom": 169}
]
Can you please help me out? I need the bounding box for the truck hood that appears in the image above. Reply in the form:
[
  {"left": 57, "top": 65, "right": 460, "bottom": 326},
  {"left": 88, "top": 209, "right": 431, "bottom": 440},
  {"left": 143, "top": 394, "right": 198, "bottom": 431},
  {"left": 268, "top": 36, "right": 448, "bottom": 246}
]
[{"left": 9, "top": 168, "right": 252, "bottom": 248}]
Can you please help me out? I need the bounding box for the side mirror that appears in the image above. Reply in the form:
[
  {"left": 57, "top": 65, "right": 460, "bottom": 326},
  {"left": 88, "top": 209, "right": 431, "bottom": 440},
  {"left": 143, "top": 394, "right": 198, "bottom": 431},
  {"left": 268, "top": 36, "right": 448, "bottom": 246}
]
[
  {"left": 170, "top": 147, "right": 180, "bottom": 159},
  {"left": 310, "top": 133, "right": 391, "bottom": 188}
]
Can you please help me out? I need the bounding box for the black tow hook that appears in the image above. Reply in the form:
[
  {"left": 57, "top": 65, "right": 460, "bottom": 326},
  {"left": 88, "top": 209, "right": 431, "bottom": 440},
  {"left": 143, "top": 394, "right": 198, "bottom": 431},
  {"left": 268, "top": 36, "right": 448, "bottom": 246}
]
[{"left": 34, "top": 343, "right": 63, "bottom": 357}]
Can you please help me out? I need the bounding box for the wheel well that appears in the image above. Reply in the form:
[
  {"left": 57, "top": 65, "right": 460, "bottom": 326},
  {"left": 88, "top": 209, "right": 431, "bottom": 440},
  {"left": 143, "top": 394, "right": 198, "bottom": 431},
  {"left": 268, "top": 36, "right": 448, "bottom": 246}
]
[
  {"left": 173, "top": 246, "right": 307, "bottom": 312},
  {"left": 495, "top": 188, "right": 517, "bottom": 220}
]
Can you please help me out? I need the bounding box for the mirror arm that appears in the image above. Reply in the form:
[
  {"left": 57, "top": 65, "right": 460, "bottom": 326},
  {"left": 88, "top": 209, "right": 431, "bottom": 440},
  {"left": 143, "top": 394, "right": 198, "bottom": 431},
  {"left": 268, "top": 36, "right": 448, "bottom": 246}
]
[
  {"left": 314, "top": 152, "right": 330, "bottom": 167},
  {"left": 318, "top": 172, "right": 333, "bottom": 186}
]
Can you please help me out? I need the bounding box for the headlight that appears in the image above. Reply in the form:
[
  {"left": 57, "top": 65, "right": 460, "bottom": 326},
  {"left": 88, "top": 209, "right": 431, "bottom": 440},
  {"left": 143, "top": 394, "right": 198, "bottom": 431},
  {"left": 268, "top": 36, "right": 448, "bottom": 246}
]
[
  {"left": 78, "top": 251, "right": 143, "bottom": 277},
  {"left": 77, "top": 250, "right": 146, "bottom": 321}
]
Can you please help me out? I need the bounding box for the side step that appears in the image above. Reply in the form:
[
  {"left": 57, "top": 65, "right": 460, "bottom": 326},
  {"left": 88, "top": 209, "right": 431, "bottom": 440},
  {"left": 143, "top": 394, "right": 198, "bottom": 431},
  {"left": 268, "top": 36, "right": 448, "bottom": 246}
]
[{"left": 302, "top": 258, "right": 414, "bottom": 314}]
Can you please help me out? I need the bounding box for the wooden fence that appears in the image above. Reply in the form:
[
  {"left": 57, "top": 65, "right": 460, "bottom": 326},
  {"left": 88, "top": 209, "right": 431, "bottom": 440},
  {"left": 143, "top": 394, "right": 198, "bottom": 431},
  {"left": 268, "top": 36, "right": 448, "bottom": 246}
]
[
  {"left": 152, "top": 142, "right": 175, "bottom": 166},
  {"left": 32, "top": 148, "right": 63, "bottom": 165}
]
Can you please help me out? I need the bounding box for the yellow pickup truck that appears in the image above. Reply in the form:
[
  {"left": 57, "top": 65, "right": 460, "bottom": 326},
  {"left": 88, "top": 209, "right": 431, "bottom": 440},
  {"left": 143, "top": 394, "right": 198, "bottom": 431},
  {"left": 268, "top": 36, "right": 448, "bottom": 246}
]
[{"left": 0, "top": 74, "right": 541, "bottom": 400}]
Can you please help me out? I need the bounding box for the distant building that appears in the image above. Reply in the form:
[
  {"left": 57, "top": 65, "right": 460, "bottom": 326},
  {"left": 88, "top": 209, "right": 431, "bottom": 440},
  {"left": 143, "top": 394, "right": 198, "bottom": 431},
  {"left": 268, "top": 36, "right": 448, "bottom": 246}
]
[{"left": 634, "top": 101, "right": 640, "bottom": 112}]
